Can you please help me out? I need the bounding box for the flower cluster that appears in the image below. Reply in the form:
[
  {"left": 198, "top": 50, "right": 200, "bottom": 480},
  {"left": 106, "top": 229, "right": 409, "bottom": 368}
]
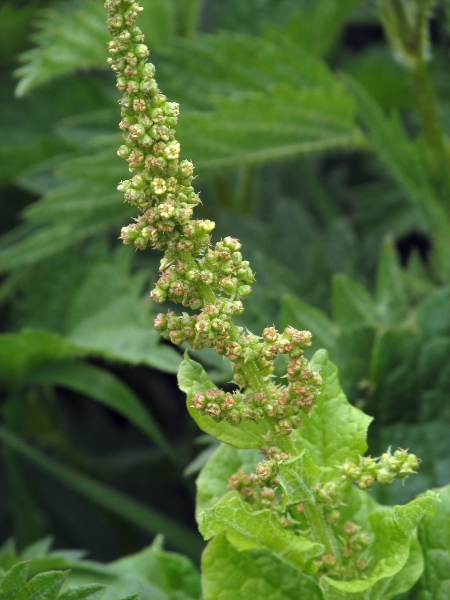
[
  {"left": 106, "top": 0, "right": 322, "bottom": 441},
  {"left": 186, "top": 323, "right": 321, "bottom": 434},
  {"left": 340, "top": 448, "right": 420, "bottom": 489},
  {"left": 316, "top": 521, "right": 371, "bottom": 580}
]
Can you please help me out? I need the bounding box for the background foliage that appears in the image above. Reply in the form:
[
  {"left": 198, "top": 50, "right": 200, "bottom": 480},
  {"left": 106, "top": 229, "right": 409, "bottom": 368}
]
[{"left": 1, "top": 0, "right": 450, "bottom": 594}]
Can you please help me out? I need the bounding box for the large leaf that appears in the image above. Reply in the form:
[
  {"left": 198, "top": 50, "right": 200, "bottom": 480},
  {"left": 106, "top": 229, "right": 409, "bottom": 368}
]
[
  {"left": 2, "top": 251, "right": 181, "bottom": 374},
  {"left": 343, "top": 75, "right": 450, "bottom": 279},
  {"left": 178, "top": 84, "right": 361, "bottom": 173},
  {"left": 292, "top": 350, "right": 372, "bottom": 476},
  {"left": 0, "top": 330, "right": 83, "bottom": 383},
  {"left": 201, "top": 532, "right": 322, "bottom": 600},
  {"left": 264, "top": 0, "right": 362, "bottom": 58},
  {"left": 159, "top": 30, "right": 351, "bottom": 110},
  {"left": 178, "top": 355, "right": 271, "bottom": 449},
  {"left": 198, "top": 491, "right": 322, "bottom": 571},
  {"left": 319, "top": 492, "right": 438, "bottom": 599}
]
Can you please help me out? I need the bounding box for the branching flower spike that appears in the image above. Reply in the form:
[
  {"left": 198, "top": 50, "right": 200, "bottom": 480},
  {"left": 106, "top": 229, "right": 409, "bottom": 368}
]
[
  {"left": 106, "top": 1, "right": 434, "bottom": 591},
  {"left": 106, "top": 0, "right": 322, "bottom": 445}
]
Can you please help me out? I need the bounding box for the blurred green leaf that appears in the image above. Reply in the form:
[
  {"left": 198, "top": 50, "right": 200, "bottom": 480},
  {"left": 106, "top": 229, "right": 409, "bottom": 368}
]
[
  {"left": 332, "top": 273, "right": 379, "bottom": 328},
  {"left": 0, "top": 426, "right": 204, "bottom": 561},
  {"left": 26, "top": 361, "right": 176, "bottom": 462},
  {"left": 265, "top": 0, "right": 362, "bottom": 58},
  {"left": 198, "top": 491, "right": 322, "bottom": 569},
  {"left": 14, "top": 0, "right": 175, "bottom": 97},
  {"left": 375, "top": 238, "right": 409, "bottom": 326},
  {"left": 280, "top": 295, "right": 337, "bottom": 352},
  {"left": 0, "top": 330, "right": 83, "bottom": 384},
  {"left": 178, "top": 84, "right": 361, "bottom": 173}
]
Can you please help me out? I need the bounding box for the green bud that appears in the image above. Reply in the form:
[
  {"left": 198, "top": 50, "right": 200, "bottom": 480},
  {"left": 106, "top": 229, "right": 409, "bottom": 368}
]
[
  {"left": 150, "top": 286, "right": 167, "bottom": 303},
  {"left": 117, "top": 145, "right": 131, "bottom": 158},
  {"left": 135, "top": 43, "right": 149, "bottom": 59}
]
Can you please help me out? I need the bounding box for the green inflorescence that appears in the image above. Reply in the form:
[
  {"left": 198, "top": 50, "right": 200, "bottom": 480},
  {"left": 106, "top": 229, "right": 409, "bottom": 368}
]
[{"left": 106, "top": 0, "right": 423, "bottom": 581}]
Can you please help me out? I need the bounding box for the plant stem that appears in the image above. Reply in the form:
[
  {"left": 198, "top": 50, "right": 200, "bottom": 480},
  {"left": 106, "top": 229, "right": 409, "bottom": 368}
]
[{"left": 410, "top": 59, "right": 448, "bottom": 170}]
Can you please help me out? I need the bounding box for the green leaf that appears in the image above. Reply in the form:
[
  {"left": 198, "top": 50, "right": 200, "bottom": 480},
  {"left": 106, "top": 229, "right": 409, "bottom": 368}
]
[
  {"left": 25, "top": 361, "right": 176, "bottom": 463},
  {"left": 196, "top": 444, "right": 262, "bottom": 518},
  {"left": 0, "top": 426, "right": 204, "bottom": 561},
  {"left": 265, "top": 1, "right": 362, "bottom": 58},
  {"left": 178, "top": 355, "right": 271, "bottom": 449},
  {"left": 0, "top": 330, "right": 83, "bottom": 384},
  {"left": 417, "top": 287, "right": 450, "bottom": 337},
  {"left": 107, "top": 543, "right": 201, "bottom": 600},
  {"left": 375, "top": 238, "right": 409, "bottom": 326},
  {"left": 332, "top": 273, "right": 379, "bottom": 328},
  {"left": 198, "top": 491, "right": 322, "bottom": 571},
  {"left": 280, "top": 295, "right": 337, "bottom": 352},
  {"left": 57, "top": 585, "right": 106, "bottom": 600},
  {"left": 201, "top": 532, "right": 322, "bottom": 600},
  {"left": 278, "top": 450, "right": 325, "bottom": 506},
  {"left": 319, "top": 492, "right": 438, "bottom": 599},
  {"left": 21, "top": 570, "right": 67, "bottom": 600},
  {"left": 343, "top": 75, "right": 450, "bottom": 278},
  {"left": 2, "top": 252, "right": 181, "bottom": 374},
  {"left": 159, "top": 30, "right": 353, "bottom": 110},
  {"left": 0, "top": 562, "right": 29, "bottom": 599},
  {"left": 292, "top": 350, "right": 372, "bottom": 476},
  {"left": 408, "top": 485, "right": 450, "bottom": 599},
  {"left": 14, "top": 0, "right": 175, "bottom": 97},
  {"left": 178, "top": 84, "right": 361, "bottom": 173}
]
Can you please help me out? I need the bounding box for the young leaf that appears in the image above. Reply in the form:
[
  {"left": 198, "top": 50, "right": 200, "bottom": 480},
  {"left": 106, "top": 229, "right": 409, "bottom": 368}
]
[
  {"left": 196, "top": 444, "right": 262, "bottom": 517},
  {"left": 409, "top": 484, "right": 450, "bottom": 599},
  {"left": 319, "top": 492, "right": 438, "bottom": 599},
  {"left": 197, "top": 491, "right": 322, "bottom": 571},
  {"left": 178, "top": 355, "right": 271, "bottom": 449},
  {"left": 201, "top": 532, "right": 322, "bottom": 600},
  {"left": 292, "top": 350, "right": 372, "bottom": 476},
  {"left": 278, "top": 450, "right": 325, "bottom": 506}
]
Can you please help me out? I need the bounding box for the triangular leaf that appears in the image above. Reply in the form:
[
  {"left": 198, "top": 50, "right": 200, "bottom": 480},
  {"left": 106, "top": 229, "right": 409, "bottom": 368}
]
[
  {"left": 332, "top": 274, "right": 379, "bottom": 328},
  {"left": 375, "top": 238, "right": 409, "bottom": 326},
  {"left": 178, "top": 355, "right": 271, "bottom": 449},
  {"left": 292, "top": 350, "right": 372, "bottom": 476}
]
